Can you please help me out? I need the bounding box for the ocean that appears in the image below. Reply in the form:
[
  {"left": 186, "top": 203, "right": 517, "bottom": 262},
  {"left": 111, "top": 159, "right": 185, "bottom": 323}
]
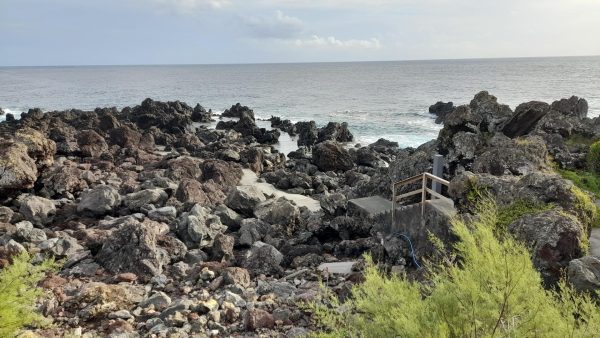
[{"left": 1, "top": 56, "right": 599, "bottom": 148}]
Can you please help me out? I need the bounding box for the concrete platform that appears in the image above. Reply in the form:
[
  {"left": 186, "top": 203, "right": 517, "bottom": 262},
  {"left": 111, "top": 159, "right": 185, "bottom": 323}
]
[
  {"left": 317, "top": 261, "right": 357, "bottom": 275},
  {"left": 590, "top": 228, "right": 600, "bottom": 257},
  {"left": 348, "top": 196, "right": 393, "bottom": 218}
]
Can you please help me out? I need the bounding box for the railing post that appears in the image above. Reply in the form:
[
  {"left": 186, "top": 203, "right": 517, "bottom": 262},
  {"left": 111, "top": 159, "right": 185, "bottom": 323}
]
[
  {"left": 421, "top": 174, "right": 427, "bottom": 216},
  {"left": 432, "top": 154, "right": 444, "bottom": 195},
  {"left": 391, "top": 183, "right": 395, "bottom": 228}
]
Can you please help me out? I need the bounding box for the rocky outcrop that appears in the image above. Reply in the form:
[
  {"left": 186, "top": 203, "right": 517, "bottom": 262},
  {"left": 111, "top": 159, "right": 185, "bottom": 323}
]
[
  {"left": 502, "top": 101, "right": 550, "bottom": 138},
  {"left": 429, "top": 101, "right": 455, "bottom": 124},
  {"left": 317, "top": 122, "right": 354, "bottom": 143},
  {"left": 312, "top": 141, "right": 354, "bottom": 172},
  {"left": 222, "top": 103, "right": 255, "bottom": 120},
  {"left": 0, "top": 140, "right": 38, "bottom": 196}
]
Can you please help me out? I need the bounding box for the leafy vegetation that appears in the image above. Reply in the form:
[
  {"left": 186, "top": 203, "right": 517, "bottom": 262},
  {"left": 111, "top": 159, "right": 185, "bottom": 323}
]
[
  {"left": 0, "top": 252, "right": 58, "bottom": 337},
  {"left": 587, "top": 141, "right": 600, "bottom": 174},
  {"left": 559, "top": 169, "right": 600, "bottom": 199},
  {"left": 496, "top": 199, "right": 554, "bottom": 228},
  {"left": 308, "top": 197, "right": 600, "bottom": 338}
]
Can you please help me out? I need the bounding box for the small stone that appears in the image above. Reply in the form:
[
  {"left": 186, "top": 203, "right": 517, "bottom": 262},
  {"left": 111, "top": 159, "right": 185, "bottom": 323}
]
[
  {"left": 108, "top": 309, "right": 134, "bottom": 320},
  {"left": 140, "top": 291, "right": 172, "bottom": 311},
  {"left": 19, "top": 195, "right": 56, "bottom": 226},
  {"left": 222, "top": 267, "right": 251, "bottom": 288},
  {"left": 114, "top": 273, "right": 138, "bottom": 283},
  {"left": 194, "top": 298, "right": 218, "bottom": 314},
  {"left": 200, "top": 267, "right": 216, "bottom": 281}
]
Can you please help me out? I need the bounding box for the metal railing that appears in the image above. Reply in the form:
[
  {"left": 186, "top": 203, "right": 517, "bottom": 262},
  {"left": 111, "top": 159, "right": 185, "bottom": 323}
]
[{"left": 391, "top": 172, "right": 451, "bottom": 225}]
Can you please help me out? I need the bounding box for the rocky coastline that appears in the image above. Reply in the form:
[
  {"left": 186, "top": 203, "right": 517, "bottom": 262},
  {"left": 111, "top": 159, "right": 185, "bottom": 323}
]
[{"left": 1, "top": 92, "right": 600, "bottom": 337}]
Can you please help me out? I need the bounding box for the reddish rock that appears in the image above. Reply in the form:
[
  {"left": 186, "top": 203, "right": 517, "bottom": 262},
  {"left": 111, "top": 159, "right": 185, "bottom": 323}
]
[{"left": 244, "top": 308, "right": 275, "bottom": 331}]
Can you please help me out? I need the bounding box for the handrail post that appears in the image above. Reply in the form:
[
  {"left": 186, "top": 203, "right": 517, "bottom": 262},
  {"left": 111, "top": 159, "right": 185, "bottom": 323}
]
[
  {"left": 421, "top": 174, "right": 427, "bottom": 216},
  {"left": 432, "top": 154, "right": 444, "bottom": 195},
  {"left": 391, "top": 183, "right": 396, "bottom": 229}
]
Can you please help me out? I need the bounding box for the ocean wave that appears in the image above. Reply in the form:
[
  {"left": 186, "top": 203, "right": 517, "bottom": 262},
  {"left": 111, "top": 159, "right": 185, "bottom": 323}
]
[{"left": 0, "top": 107, "right": 25, "bottom": 121}]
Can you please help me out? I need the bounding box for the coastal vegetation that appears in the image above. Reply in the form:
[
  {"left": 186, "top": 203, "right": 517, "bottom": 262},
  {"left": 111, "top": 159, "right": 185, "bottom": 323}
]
[
  {"left": 309, "top": 197, "right": 600, "bottom": 337},
  {"left": 0, "top": 253, "right": 57, "bottom": 336}
]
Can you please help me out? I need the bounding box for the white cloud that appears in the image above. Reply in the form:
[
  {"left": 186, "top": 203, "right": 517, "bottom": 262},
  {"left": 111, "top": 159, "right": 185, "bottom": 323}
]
[
  {"left": 242, "top": 10, "right": 304, "bottom": 38},
  {"left": 292, "top": 35, "right": 381, "bottom": 49},
  {"left": 148, "top": 0, "right": 231, "bottom": 14}
]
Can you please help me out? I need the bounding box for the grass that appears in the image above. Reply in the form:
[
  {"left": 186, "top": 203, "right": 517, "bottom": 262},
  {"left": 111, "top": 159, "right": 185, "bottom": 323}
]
[{"left": 496, "top": 199, "right": 554, "bottom": 228}]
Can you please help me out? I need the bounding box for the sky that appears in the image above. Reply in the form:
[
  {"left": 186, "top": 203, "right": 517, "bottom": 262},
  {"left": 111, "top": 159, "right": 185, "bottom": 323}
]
[{"left": 0, "top": 0, "right": 599, "bottom": 66}]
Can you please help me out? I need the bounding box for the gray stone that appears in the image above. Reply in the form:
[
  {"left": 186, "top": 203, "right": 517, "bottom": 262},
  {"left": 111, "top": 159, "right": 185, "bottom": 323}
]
[
  {"left": 77, "top": 185, "right": 121, "bottom": 215},
  {"left": 225, "top": 186, "right": 266, "bottom": 216},
  {"left": 0, "top": 206, "right": 14, "bottom": 223},
  {"left": 178, "top": 204, "right": 227, "bottom": 248},
  {"left": 242, "top": 241, "right": 284, "bottom": 276},
  {"left": 19, "top": 195, "right": 56, "bottom": 226},
  {"left": 254, "top": 197, "right": 300, "bottom": 225},
  {"left": 238, "top": 218, "right": 271, "bottom": 246},
  {"left": 214, "top": 204, "right": 243, "bottom": 231},
  {"left": 568, "top": 256, "right": 600, "bottom": 294},
  {"left": 123, "top": 188, "right": 168, "bottom": 211},
  {"left": 15, "top": 221, "right": 47, "bottom": 242},
  {"left": 140, "top": 291, "right": 172, "bottom": 311}
]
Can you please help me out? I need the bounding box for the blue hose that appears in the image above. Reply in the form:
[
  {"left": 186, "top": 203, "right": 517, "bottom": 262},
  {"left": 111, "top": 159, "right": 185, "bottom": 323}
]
[{"left": 397, "top": 233, "right": 421, "bottom": 269}]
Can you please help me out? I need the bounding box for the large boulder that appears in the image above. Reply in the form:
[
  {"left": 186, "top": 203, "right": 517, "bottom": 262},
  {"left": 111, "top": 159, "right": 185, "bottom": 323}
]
[
  {"left": 295, "top": 121, "right": 318, "bottom": 147},
  {"left": 254, "top": 197, "right": 300, "bottom": 225},
  {"left": 222, "top": 103, "right": 255, "bottom": 120},
  {"left": 472, "top": 135, "right": 548, "bottom": 176},
  {"left": 77, "top": 185, "right": 121, "bottom": 215},
  {"left": 508, "top": 209, "right": 585, "bottom": 285},
  {"left": 551, "top": 96, "right": 588, "bottom": 119},
  {"left": 242, "top": 241, "right": 284, "bottom": 276},
  {"left": 429, "top": 101, "right": 455, "bottom": 124},
  {"left": 0, "top": 140, "right": 38, "bottom": 195},
  {"left": 19, "top": 195, "right": 56, "bottom": 226},
  {"left": 200, "top": 159, "right": 243, "bottom": 188},
  {"left": 468, "top": 91, "right": 513, "bottom": 133},
  {"left": 225, "top": 186, "right": 266, "bottom": 216},
  {"left": 14, "top": 127, "right": 56, "bottom": 169},
  {"left": 191, "top": 104, "right": 212, "bottom": 122},
  {"left": 76, "top": 130, "right": 109, "bottom": 158},
  {"left": 568, "top": 256, "right": 600, "bottom": 294},
  {"left": 95, "top": 219, "right": 171, "bottom": 280},
  {"left": 109, "top": 126, "right": 143, "bottom": 149},
  {"left": 312, "top": 141, "right": 354, "bottom": 172},
  {"left": 502, "top": 101, "right": 550, "bottom": 138},
  {"left": 317, "top": 122, "right": 354, "bottom": 143},
  {"left": 122, "top": 188, "right": 168, "bottom": 211}
]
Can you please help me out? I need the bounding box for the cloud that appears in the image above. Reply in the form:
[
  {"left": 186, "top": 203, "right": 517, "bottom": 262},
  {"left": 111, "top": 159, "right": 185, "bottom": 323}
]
[
  {"left": 242, "top": 10, "right": 304, "bottom": 39},
  {"left": 292, "top": 35, "right": 382, "bottom": 49},
  {"left": 148, "top": 0, "right": 231, "bottom": 14}
]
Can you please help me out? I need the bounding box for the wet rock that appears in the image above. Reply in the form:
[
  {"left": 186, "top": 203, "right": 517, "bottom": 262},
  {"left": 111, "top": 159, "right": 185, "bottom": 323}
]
[
  {"left": 77, "top": 185, "right": 121, "bottom": 215},
  {"left": 242, "top": 241, "right": 284, "bottom": 276},
  {"left": 0, "top": 140, "right": 38, "bottom": 195},
  {"left": 429, "top": 101, "right": 455, "bottom": 124},
  {"left": 225, "top": 186, "right": 266, "bottom": 216},
  {"left": 295, "top": 121, "right": 318, "bottom": 147},
  {"left": 312, "top": 141, "right": 354, "bottom": 172},
  {"left": 222, "top": 103, "right": 255, "bottom": 120},
  {"left": 502, "top": 101, "right": 550, "bottom": 138},
  {"left": 254, "top": 197, "right": 300, "bottom": 225},
  {"left": 191, "top": 104, "right": 212, "bottom": 122},
  {"left": 19, "top": 195, "right": 56, "bottom": 226},
  {"left": 317, "top": 122, "right": 354, "bottom": 143},
  {"left": 568, "top": 256, "right": 600, "bottom": 294}
]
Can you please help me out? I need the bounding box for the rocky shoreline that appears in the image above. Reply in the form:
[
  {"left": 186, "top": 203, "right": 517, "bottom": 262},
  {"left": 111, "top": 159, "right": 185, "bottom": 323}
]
[{"left": 1, "top": 92, "right": 600, "bottom": 337}]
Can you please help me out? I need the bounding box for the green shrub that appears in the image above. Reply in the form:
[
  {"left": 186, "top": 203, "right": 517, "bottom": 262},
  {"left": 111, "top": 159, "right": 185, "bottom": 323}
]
[
  {"left": 0, "top": 252, "right": 58, "bottom": 337},
  {"left": 308, "top": 197, "right": 600, "bottom": 337},
  {"left": 587, "top": 141, "right": 600, "bottom": 174},
  {"left": 559, "top": 169, "right": 600, "bottom": 199},
  {"left": 496, "top": 199, "right": 554, "bottom": 228}
]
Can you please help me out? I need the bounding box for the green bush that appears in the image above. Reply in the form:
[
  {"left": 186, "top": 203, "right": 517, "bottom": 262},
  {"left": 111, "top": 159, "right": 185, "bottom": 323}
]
[
  {"left": 496, "top": 199, "right": 554, "bottom": 228},
  {"left": 0, "top": 252, "right": 58, "bottom": 337},
  {"left": 587, "top": 140, "right": 600, "bottom": 174},
  {"left": 308, "top": 198, "right": 600, "bottom": 337},
  {"left": 559, "top": 169, "right": 600, "bottom": 199}
]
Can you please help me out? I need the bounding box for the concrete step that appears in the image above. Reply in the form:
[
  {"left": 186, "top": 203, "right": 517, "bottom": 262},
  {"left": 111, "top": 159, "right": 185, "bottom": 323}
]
[
  {"left": 317, "top": 261, "right": 357, "bottom": 275},
  {"left": 348, "top": 196, "right": 393, "bottom": 218}
]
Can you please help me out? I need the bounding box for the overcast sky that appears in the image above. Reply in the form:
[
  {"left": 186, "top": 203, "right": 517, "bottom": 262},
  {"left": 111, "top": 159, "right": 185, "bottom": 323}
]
[{"left": 1, "top": 0, "right": 599, "bottom": 66}]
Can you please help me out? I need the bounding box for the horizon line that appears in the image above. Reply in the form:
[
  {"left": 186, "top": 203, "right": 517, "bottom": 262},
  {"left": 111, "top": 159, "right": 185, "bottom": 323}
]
[{"left": 1, "top": 54, "right": 599, "bottom": 68}]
